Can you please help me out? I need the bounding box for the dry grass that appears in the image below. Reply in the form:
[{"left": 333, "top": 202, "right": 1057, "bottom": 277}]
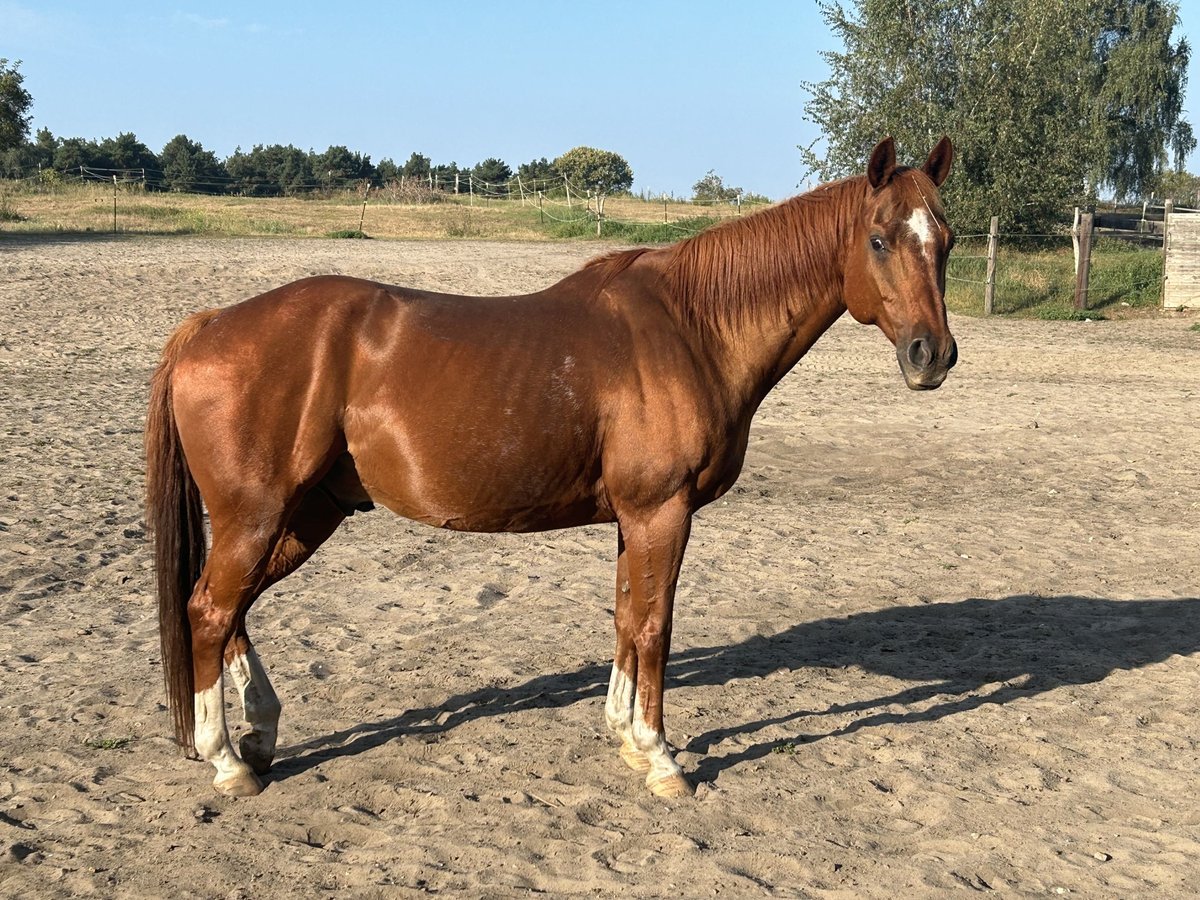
[{"left": 0, "top": 182, "right": 758, "bottom": 242}]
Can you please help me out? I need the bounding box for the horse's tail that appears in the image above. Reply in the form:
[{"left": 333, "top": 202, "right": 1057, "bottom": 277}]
[{"left": 144, "top": 308, "right": 220, "bottom": 753}]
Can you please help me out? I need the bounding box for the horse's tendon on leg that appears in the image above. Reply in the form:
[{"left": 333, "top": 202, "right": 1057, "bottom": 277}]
[
  {"left": 615, "top": 500, "right": 694, "bottom": 799},
  {"left": 221, "top": 487, "right": 347, "bottom": 777},
  {"left": 188, "top": 525, "right": 286, "bottom": 797}
]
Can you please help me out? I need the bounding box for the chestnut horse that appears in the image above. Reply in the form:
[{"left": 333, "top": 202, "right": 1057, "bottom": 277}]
[{"left": 146, "top": 137, "right": 957, "bottom": 799}]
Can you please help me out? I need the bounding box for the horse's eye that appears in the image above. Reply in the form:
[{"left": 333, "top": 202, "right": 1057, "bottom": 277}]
[{"left": 870, "top": 236, "right": 886, "bottom": 253}]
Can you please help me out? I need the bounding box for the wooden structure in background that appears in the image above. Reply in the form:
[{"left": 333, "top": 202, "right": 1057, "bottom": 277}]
[{"left": 1163, "top": 200, "right": 1200, "bottom": 309}]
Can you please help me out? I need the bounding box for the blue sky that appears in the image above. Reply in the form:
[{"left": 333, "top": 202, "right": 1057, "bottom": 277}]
[{"left": 4, "top": 1, "right": 1198, "bottom": 200}]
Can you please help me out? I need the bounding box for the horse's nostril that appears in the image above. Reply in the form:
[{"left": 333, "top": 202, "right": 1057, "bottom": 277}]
[
  {"left": 907, "top": 338, "right": 933, "bottom": 369},
  {"left": 947, "top": 339, "right": 958, "bottom": 370}
]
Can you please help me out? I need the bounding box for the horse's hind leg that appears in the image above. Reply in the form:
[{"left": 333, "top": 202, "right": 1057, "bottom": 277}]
[
  {"left": 223, "top": 488, "right": 346, "bottom": 775},
  {"left": 189, "top": 523, "right": 282, "bottom": 797},
  {"left": 224, "top": 631, "right": 280, "bottom": 776}
]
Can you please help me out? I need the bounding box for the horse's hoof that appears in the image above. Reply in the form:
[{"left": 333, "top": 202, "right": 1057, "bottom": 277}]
[
  {"left": 619, "top": 743, "right": 651, "bottom": 774},
  {"left": 647, "top": 772, "right": 694, "bottom": 799},
  {"left": 239, "top": 734, "right": 275, "bottom": 775},
  {"left": 214, "top": 769, "right": 264, "bottom": 798}
]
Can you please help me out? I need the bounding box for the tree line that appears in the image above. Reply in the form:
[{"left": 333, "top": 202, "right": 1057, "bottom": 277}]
[
  {"left": 0, "top": 61, "right": 642, "bottom": 200},
  {"left": 4, "top": 127, "right": 635, "bottom": 200},
  {"left": 803, "top": 0, "right": 1195, "bottom": 232}
]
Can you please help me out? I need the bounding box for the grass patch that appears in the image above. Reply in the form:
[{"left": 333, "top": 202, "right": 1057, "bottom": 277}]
[
  {"left": 1189, "top": 322, "right": 1200, "bottom": 332},
  {"left": 84, "top": 736, "right": 133, "bottom": 751},
  {"left": 248, "top": 219, "right": 296, "bottom": 235},
  {"left": 0, "top": 180, "right": 754, "bottom": 242},
  {"left": 548, "top": 214, "right": 720, "bottom": 242},
  {"left": 444, "top": 209, "right": 483, "bottom": 238},
  {"left": 0, "top": 196, "right": 25, "bottom": 222},
  {"left": 946, "top": 240, "right": 1161, "bottom": 319},
  {"left": 327, "top": 229, "right": 369, "bottom": 239}
]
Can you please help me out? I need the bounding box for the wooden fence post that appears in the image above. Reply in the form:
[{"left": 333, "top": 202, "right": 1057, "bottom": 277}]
[
  {"left": 1072, "top": 207, "right": 1081, "bottom": 275},
  {"left": 1074, "top": 211, "right": 1094, "bottom": 310},
  {"left": 983, "top": 215, "right": 999, "bottom": 314},
  {"left": 1161, "top": 198, "right": 1173, "bottom": 306}
]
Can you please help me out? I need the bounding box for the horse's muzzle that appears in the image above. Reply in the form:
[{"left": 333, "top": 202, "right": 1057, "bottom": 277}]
[{"left": 898, "top": 335, "right": 957, "bottom": 390}]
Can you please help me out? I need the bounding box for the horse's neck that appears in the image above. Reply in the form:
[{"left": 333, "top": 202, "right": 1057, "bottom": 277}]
[{"left": 675, "top": 184, "right": 858, "bottom": 410}]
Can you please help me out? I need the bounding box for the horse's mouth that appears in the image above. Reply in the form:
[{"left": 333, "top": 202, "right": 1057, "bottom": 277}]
[{"left": 902, "top": 368, "right": 950, "bottom": 391}]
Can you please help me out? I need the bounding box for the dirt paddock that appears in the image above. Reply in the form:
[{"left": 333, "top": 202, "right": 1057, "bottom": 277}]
[{"left": 1, "top": 235, "right": 1198, "bottom": 897}]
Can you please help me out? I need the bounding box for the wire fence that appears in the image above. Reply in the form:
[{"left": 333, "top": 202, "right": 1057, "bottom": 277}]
[
  {"left": 6, "top": 163, "right": 765, "bottom": 239},
  {"left": 946, "top": 226, "right": 1166, "bottom": 315},
  {"left": 1, "top": 166, "right": 1179, "bottom": 313}
]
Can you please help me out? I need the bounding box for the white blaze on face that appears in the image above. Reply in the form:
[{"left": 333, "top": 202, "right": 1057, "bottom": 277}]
[{"left": 907, "top": 207, "right": 937, "bottom": 259}]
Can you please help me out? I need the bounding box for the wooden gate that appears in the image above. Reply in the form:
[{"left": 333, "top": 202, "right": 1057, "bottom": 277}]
[{"left": 1163, "top": 202, "right": 1200, "bottom": 309}]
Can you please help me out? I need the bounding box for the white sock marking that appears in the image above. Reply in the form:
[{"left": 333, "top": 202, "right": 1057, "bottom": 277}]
[
  {"left": 605, "top": 663, "right": 636, "bottom": 736},
  {"left": 193, "top": 678, "right": 247, "bottom": 781},
  {"left": 227, "top": 647, "right": 281, "bottom": 738},
  {"left": 631, "top": 695, "right": 683, "bottom": 783}
]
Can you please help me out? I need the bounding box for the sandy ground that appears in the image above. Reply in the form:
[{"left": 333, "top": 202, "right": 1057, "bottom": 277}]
[{"left": 1, "top": 234, "right": 1199, "bottom": 898}]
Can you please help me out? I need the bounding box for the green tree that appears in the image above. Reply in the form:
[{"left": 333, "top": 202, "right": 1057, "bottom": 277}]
[
  {"left": 312, "top": 145, "right": 373, "bottom": 189},
  {"left": 376, "top": 157, "right": 401, "bottom": 183},
  {"left": 803, "top": 0, "right": 1194, "bottom": 231},
  {"left": 30, "top": 127, "right": 58, "bottom": 169},
  {"left": 693, "top": 170, "right": 742, "bottom": 203},
  {"left": 226, "top": 144, "right": 314, "bottom": 196},
  {"left": 517, "top": 156, "right": 557, "bottom": 188},
  {"left": 159, "top": 134, "right": 228, "bottom": 193},
  {"left": 401, "top": 151, "right": 431, "bottom": 181},
  {"left": 432, "top": 161, "right": 466, "bottom": 192},
  {"left": 53, "top": 137, "right": 102, "bottom": 174},
  {"left": 0, "top": 59, "right": 32, "bottom": 153},
  {"left": 471, "top": 157, "right": 512, "bottom": 192},
  {"left": 555, "top": 146, "right": 633, "bottom": 194},
  {"left": 0, "top": 126, "right": 56, "bottom": 178},
  {"left": 1094, "top": 1, "right": 1195, "bottom": 199},
  {"left": 97, "top": 132, "right": 159, "bottom": 174},
  {"left": 1156, "top": 169, "right": 1200, "bottom": 205},
  {"left": 553, "top": 146, "right": 634, "bottom": 216}
]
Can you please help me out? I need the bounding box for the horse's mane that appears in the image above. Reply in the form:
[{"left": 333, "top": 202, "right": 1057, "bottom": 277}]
[{"left": 584, "top": 176, "right": 868, "bottom": 335}]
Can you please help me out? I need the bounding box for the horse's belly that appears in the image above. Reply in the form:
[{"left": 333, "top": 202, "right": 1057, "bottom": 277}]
[{"left": 347, "top": 422, "right": 610, "bottom": 534}]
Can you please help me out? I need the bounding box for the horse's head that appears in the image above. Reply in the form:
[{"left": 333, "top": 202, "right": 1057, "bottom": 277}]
[{"left": 843, "top": 136, "right": 957, "bottom": 391}]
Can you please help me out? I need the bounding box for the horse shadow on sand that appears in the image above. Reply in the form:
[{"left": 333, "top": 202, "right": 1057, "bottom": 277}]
[{"left": 272, "top": 593, "right": 1200, "bottom": 785}]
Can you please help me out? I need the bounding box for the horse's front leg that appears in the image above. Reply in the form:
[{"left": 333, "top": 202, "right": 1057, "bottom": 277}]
[
  {"left": 605, "top": 527, "right": 650, "bottom": 773},
  {"left": 611, "top": 498, "right": 694, "bottom": 798}
]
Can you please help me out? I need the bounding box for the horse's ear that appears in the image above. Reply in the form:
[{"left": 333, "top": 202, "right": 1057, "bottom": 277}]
[
  {"left": 922, "top": 136, "right": 954, "bottom": 187},
  {"left": 867, "top": 137, "right": 897, "bottom": 189}
]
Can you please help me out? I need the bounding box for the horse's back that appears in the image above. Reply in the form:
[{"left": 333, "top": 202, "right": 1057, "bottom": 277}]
[{"left": 169, "top": 274, "right": 625, "bottom": 530}]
